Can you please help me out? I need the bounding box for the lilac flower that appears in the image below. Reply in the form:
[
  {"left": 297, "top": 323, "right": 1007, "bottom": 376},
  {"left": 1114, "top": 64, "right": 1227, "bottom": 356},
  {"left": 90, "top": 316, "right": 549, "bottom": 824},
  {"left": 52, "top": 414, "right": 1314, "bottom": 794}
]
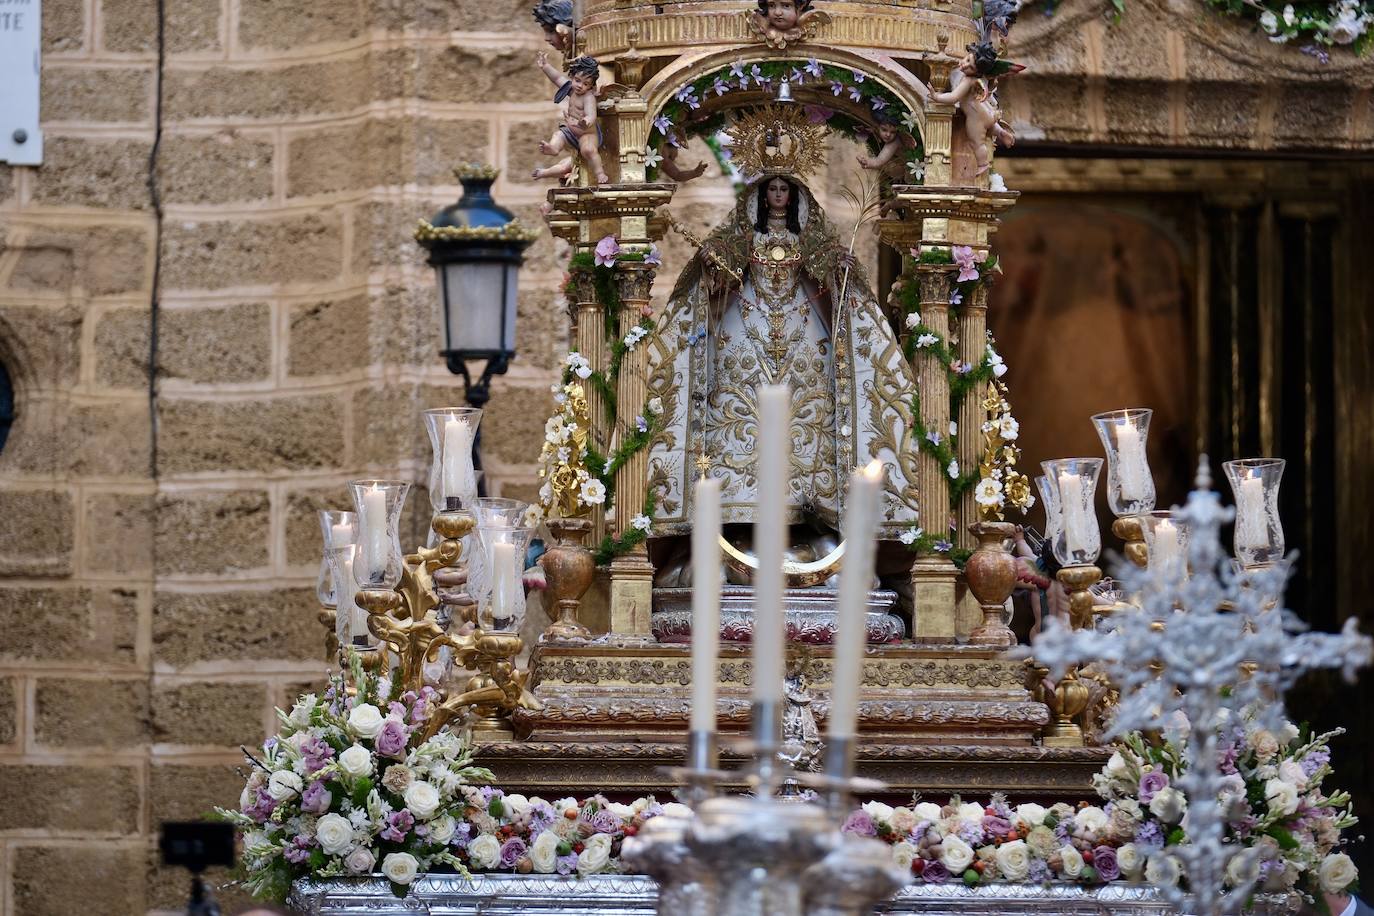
[
  {"left": 244, "top": 788, "right": 276, "bottom": 824},
  {"left": 956, "top": 361, "right": 974, "bottom": 375},
  {"left": 1027, "top": 859, "right": 1051, "bottom": 883},
  {"left": 1053, "top": 818, "right": 1073, "bottom": 845},
  {"left": 1135, "top": 820, "right": 1164, "bottom": 849},
  {"left": 284, "top": 835, "right": 313, "bottom": 864},
  {"left": 805, "top": 58, "right": 822, "bottom": 77},
  {"left": 1217, "top": 741, "right": 1240, "bottom": 775},
  {"left": 644, "top": 245, "right": 662, "bottom": 267},
  {"left": 528, "top": 801, "right": 556, "bottom": 835},
  {"left": 730, "top": 60, "right": 746, "bottom": 80},
  {"left": 1301, "top": 748, "right": 1330, "bottom": 777},
  {"left": 981, "top": 815, "right": 1012, "bottom": 839},
  {"left": 1138, "top": 770, "right": 1169, "bottom": 804},
  {"left": 675, "top": 85, "right": 696, "bottom": 104},
  {"left": 388, "top": 700, "right": 407, "bottom": 718},
  {"left": 652, "top": 114, "right": 672, "bottom": 135},
  {"left": 871, "top": 97, "right": 888, "bottom": 111},
  {"left": 451, "top": 821, "right": 473, "bottom": 850},
  {"left": 635, "top": 415, "right": 648, "bottom": 433},
  {"left": 841, "top": 811, "right": 877, "bottom": 837},
  {"left": 375, "top": 718, "right": 409, "bottom": 758},
  {"left": 750, "top": 65, "right": 763, "bottom": 84},
  {"left": 499, "top": 837, "right": 528, "bottom": 868},
  {"left": 830, "top": 81, "right": 845, "bottom": 96},
  {"left": 957, "top": 820, "right": 985, "bottom": 846},
  {"left": 479, "top": 786, "right": 501, "bottom": 804},
  {"left": 1093, "top": 845, "right": 1120, "bottom": 882},
  {"left": 847, "top": 86, "right": 863, "bottom": 102},
  {"left": 1300, "top": 44, "right": 1331, "bottom": 63},
  {"left": 300, "top": 735, "right": 334, "bottom": 774},
  {"left": 949, "top": 290, "right": 963, "bottom": 306},
  {"left": 382, "top": 809, "right": 415, "bottom": 842},
  {"left": 586, "top": 809, "right": 622, "bottom": 834},
  {"left": 556, "top": 853, "right": 579, "bottom": 875},
  {"left": 300, "top": 780, "right": 332, "bottom": 815},
  {"left": 851, "top": 70, "right": 866, "bottom": 83},
  {"left": 642, "top": 800, "right": 664, "bottom": 819},
  {"left": 921, "top": 861, "right": 950, "bottom": 884},
  {"left": 594, "top": 235, "right": 621, "bottom": 267},
  {"left": 712, "top": 76, "right": 729, "bottom": 97},
  {"left": 925, "top": 430, "right": 942, "bottom": 446},
  {"left": 952, "top": 245, "right": 981, "bottom": 283},
  {"left": 790, "top": 68, "right": 804, "bottom": 84},
  {"left": 934, "top": 540, "right": 953, "bottom": 553}
]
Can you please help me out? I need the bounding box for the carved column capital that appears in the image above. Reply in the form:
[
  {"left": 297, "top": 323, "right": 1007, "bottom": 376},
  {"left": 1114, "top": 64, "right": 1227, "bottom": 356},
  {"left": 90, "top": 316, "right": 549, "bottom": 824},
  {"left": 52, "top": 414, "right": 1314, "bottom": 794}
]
[{"left": 616, "top": 261, "right": 657, "bottom": 305}]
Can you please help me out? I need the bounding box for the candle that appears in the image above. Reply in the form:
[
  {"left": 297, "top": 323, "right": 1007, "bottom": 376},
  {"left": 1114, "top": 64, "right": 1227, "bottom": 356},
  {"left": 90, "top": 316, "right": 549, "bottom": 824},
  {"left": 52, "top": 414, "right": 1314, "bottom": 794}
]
[
  {"left": 1152, "top": 518, "right": 1182, "bottom": 574},
  {"left": 753, "top": 385, "right": 790, "bottom": 705},
  {"left": 441, "top": 419, "right": 474, "bottom": 504},
  {"left": 361, "top": 485, "right": 389, "bottom": 582},
  {"left": 330, "top": 521, "right": 354, "bottom": 547},
  {"left": 1058, "top": 472, "right": 1091, "bottom": 558},
  {"left": 690, "top": 477, "right": 722, "bottom": 735},
  {"left": 1115, "top": 420, "right": 1150, "bottom": 503},
  {"left": 1235, "top": 475, "right": 1267, "bottom": 551},
  {"left": 828, "top": 460, "right": 883, "bottom": 741},
  {"left": 489, "top": 541, "right": 517, "bottom": 628},
  {"left": 342, "top": 550, "right": 369, "bottom": 646}
]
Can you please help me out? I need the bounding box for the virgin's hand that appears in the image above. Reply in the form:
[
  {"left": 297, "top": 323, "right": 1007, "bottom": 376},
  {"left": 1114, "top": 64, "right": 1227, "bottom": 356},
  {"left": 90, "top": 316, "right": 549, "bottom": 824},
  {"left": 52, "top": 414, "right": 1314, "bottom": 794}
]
[{"left": 840, "top": 253, "right": 857, "bottom": 271}]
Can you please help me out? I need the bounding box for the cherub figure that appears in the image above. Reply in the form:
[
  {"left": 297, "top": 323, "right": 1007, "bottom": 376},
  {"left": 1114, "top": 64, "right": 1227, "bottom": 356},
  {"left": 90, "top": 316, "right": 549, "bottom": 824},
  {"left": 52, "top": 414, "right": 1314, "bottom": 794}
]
[
  {"left": 657, "top": 140, "right": 708, "bottom": 182},
  {"left": 931, "top": 40, "right": 1021, "bottom": 176},
  {"left": 535, "top": 53, "right": 609, "bottom": 185},
  {"left": 531, "top": 0, "right": 575, "bottom": 52},
  {"left": 745, "top": 0, "right": 830, "bottom": 49},
  {"left": 855, "top": 111, "right": 907, "bottom": 174}
]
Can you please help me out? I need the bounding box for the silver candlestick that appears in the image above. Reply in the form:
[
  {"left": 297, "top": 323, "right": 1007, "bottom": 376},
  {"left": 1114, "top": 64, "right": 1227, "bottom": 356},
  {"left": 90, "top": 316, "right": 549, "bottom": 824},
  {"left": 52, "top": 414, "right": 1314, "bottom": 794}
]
[{"left": 803, "top": 833, "right": 910, "bottom": 916}]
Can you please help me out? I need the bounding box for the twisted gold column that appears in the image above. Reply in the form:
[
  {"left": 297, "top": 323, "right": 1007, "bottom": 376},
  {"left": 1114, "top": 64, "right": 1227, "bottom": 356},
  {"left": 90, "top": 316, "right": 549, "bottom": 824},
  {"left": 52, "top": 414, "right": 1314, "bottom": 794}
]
[
  {"left": 910, "top": 265, "right": 958, "bottom": 643},
  {"left": 571, "top": 269, "right": 609, "bottom": 544},
  {"left": 607, "top": 261, "right": 657, "bottom": 635}
]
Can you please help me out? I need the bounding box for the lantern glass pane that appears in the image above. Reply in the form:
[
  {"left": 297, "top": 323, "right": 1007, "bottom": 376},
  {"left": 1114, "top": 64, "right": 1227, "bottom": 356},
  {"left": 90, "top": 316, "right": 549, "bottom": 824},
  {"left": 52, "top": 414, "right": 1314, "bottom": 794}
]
[
  {"left": 441, "top": 261, "right": 505, "bottom": 354},
  {"left": 501, "top": 262, "right": 519, "bottom": 354}
]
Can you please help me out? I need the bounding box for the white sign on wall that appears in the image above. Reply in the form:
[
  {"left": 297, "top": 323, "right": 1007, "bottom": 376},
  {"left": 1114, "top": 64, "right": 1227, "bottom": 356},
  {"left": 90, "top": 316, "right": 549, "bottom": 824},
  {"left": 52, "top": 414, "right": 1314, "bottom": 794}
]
[{"left": 0, "top": 0, "right": 42, "bottom": 165}]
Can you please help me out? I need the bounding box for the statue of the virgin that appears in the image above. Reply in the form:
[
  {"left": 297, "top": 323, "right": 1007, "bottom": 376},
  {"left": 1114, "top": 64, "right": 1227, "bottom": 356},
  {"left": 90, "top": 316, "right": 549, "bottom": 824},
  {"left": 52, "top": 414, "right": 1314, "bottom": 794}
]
[{"left": 645, "top": 120, "right": 921, "bottom": 551}]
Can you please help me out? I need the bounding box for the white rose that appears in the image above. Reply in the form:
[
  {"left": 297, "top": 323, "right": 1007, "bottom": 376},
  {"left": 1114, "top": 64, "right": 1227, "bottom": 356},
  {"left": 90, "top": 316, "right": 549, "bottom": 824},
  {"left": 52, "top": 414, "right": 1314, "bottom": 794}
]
[
  {"left": 267, "top": 770, "right": 304, "bottom": 801},
  {"left": 607, "top": 802, "right": 637, "bottom": 820},
  {"left": 338, "top": 744, "right": 374, "bottom": 778},
  {"left": 1075, "top": 806, "right": 1109, "bottom": 836},
  {"left": 429, "top": 815, "right": 456, "bottom": 845},
  {"left": 940, "top": 835, "right": 975, "bottom": 873},
  {"left": 468, "top": 834, "right": 501, "bottom": 870},
  {"left": 915, "top": 802, "right": 943, "bottom": 822},
  {"left": 1264, "top": 778, "right": 1299, "bottom": 817},
  {"left": 1277, "top": 760, "right": 1308, "bottom": 791},
  {"left": 530, "top": 830, "right": 561, "bottom": 873},
  {"left": 862, "top": 801, "right": 895, "bottom": 823},
  {"left": 347, "top": 703, "right": 386, "bottom": 739},
  {"left": 344, "top": 846, "right": 376, "bottom": 875},
  {"left": 1149, "top": 787, "right": 1188, "bottom": 824},
  {"left": 891, "top": 841, "right": 918, "bottom": 871},
  {"left": 1117, "top": 843, "right": 1144, "bottom": 879},
  {"left": 404, "top": 781, "right": 442, "bottom": 820},
  {"left": 1145, "top": 853, "right": 1183, "bottom": 888},
  {"left": 1319, "top": 852, "right": 1359, "bottom": 893},
  {"left": 504, "top": 793, "right": 531, "bottom": 816},
  {"left": 578, "top": 832, "right": 613, "bottom": 875},
  {"left": 661, "top": 802, "right": 693, "bottom": 820},
  {"left": 996, "top": 839, "right": 1032, "bottom": 881},
  {"left": 1106, "top": 751, "right": 1130, "bottom": 777},
  {"left": 1014, "top": 803, "right": 1047, "bottom": 828},
  {"left": 1226, "top": 849, "right": 1260, "bottom": 888},
  {"left": 316, "top": 813, "right": 355, "bottom": 856},
  {"left": 1060, "top": 845, "right": 1085, "bottom": 878},
  {"left": 957, "top": 802, "right": 985, "bottom": 826},
  {"left": 381, "top": 851, "right": 419, "bottom": 886},
  {"left": 1259, "top": 9, "right": 1278, "bottom": 32},
  {"left": 648, "top": 396, "right": 663, "bottom": 414},
  {"left": 1279, "top": 721, "right": 1301, "bottom": 744}
]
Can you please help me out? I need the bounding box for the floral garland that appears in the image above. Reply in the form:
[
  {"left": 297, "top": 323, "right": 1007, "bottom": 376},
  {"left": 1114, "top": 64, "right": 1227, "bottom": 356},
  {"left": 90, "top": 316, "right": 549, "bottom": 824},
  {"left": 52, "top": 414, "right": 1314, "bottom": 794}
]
[
  {"left": 890, "top": 248, "right": 1030, "bottom": 559},
  {"left": 648, "top": 58, "right": 926, "bottom": 183},
  {"left": 537, "top": 380, "right": 601, "bottom": 520}
]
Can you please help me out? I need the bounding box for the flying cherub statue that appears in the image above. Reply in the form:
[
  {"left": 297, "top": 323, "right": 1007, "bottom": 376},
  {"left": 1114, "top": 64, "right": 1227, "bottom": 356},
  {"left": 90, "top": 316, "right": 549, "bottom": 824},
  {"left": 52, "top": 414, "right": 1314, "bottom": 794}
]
[
  {"left": 534, "top": 54, "right": 609, "bottom": 185},
  {"left": 657, "top": 137, "right": 709, "bottom": 182},
  {"left": 931, "top": 40, "right": 1022, "bottom": 176},
  {"left": 745, "top": 0, "right": 831, "bottom": 49},
  {"left": 531, "top": 0, "right": 575, "bottom": 52}
]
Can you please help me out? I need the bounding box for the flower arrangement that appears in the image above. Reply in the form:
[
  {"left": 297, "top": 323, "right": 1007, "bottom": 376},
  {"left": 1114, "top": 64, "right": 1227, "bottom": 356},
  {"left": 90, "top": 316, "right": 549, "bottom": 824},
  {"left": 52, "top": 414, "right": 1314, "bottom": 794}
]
[
  {"left": 1092, "top": 710, "right": 1360, "bottom": 903},
  {"left": 972, "top": 354, "right": 1035, "bottom": 522},
  {"left": 538, "top": 379, "right": 601, "bottom": 519},
  {"left": 215, "top": 657, "right": 494, "bottom": 902}
]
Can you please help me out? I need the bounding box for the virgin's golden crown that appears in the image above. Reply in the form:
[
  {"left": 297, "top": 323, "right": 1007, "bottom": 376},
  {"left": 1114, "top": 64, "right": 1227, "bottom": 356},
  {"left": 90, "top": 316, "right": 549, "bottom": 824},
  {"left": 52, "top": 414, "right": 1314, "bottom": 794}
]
[{"left": 729, "top": 104, "right": 829, "bottom": 182}]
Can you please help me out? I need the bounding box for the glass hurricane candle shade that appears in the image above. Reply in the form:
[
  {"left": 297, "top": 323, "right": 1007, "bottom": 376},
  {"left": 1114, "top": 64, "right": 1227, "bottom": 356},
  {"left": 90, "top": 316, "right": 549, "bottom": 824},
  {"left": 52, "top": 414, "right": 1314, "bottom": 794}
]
[
  {"left": 315, "top": 509, "right": 357, "bottom": 608},
  {"left": 348, "top": 480, "right": 410, "bottom": 589},
  {"left": 1224, "top": 458, "right": 1285, "bottom": 568},
  {"left": 1091, "top": 408, "right": 1156, "bottom": 517},
  {"left": 467, "top": 497, "right": 532, "bottom": 611},
  {"left": 1041, "top": 458, "right": 1104, "bottom": 566},
  {"left": 1035, "top": 474, "right": 1062, "bottom": 547},
  {"left": 1139, "top": 510, "right": 1189, "bottom": 581},
  {"left": 423, "top": 408, "right": 482, "bottom": 513},
  {"left": 476, "top": 524, "right": 536, "bottom": 631},
  {"left": 325, "top": 542, "right": 371, "bottom": 649}
]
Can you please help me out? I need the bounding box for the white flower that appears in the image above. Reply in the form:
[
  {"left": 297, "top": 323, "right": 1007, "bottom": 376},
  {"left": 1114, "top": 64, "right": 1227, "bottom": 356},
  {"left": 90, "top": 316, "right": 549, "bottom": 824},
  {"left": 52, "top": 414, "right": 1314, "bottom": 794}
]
[
  {"left": 1146, "top": 853, "right": 1183, "bottom": 888},
  {"left": 647, "top": 396, "right": 663, "bottom": 414},
  {"left": 1282, "top": 3, "right": 1295, "bottom": 24},
  {"left": 428, "top": 814, "right": 457, "bottom": 845},
  {"left": 607, "top": 802, "right": 637, "bottom": 820},
  {"left": 949, "top": 420, "right": 958, "bottom": 437},
  {"left": 1259, "top": 9, "right": 1278, "bottom": 31},
  {"left": 974, "top": 476, "right": 1003, "bottom": 508},
  {"left": 956, "top": 802, "right": 985, "bottom": 826},
  {"left": 545, "top": 416, "right": 570, "bottom": 444},
  {"left": 523, "top": 504, "right": 544, "bottom": 528},
  {"left": 316, "top": 813, "right": 355, "bottom": 856},
  {"left": 579, "top": 478, "right": 607, "bottom": 506},
  {"left": 1117, "top": 843, "right": 1144, "bottom": 879},
  {"left": 947, "top": 459, "right": 960, "bottom": 479},
  {"left": 1074, "top": 805, "right": 1109, "bottom": 837},
  {"left": 382, "top": 851, "right": 419, "bottom": 885},
  {"left": 530, "top": 829, "right": 560, "bottom": 873},
  {"left": 1060, "top": 844, "right": 1085, "bottom": 878},
  {"left": 468, "top": 834, "right": 501, "bottom": 870},
  {"left": 862, "top": 801, "right": 895, "bottom": 823},
  {"left": 915, "top": 332, "right": 938, "bottom": 348},
  {"left": 988, "top": 172, "right": 1007, "bottom": 193},
  {"left": 1319, "top": 852, "right": 1359, "bottom": 893},
  {"left": 986, "top": 346, "right": 1007, "bottom": 377},
  {"left": 1279, "top": 720, "right": 1300, "bottom": 744},
  {"left": 899, "top": 526, "right": 922, "bottom": 546},
  {"left": 904, "top": 311, "right": 922, "bottom": 329},
  {"left": 997, "top": 415, "right": 1019, "bottom": 441},
  {"left": 996, "top": 839, "right": 1032, "bottom": 881},
  {"left": 344, "top": 846, "right": 376, "bottom": 874},
  {"left": 1330, "top": 12, "right": 1364, "bottom": 43},
  {"left": 1013, "top": 803, "right": 1046, "bottom": 828},
  {"left": 914, "top": 802, "right": 943, "bottom": 822},
  {"left": 1106, "top": 751, "right": 1132, "bottom": 778},
  {"left": 267, "top": 770, "right": 303, "bottom": 801},
  {"left": 631, "top": 514, "right": 652, "bottom": 532},
  {"left": 347, "top": 703, "right": 385, "bottom": 739},
  {"left": 1149, "top": 786, "right": 1188, "bottom": 824},
  {"left": 1264, "top": 777, "right": 1299, "bottom": 817},
  {"left": 404, "top": 781, "right": 441, "bottom": 819},
  {"left": 288, "top": 697, "right": 315, "bottom": 728},
  {"left": 338, "top": 744, "right": 374, "bottom": 778},
  {"left": 940, "top": 834, "right": 975, "bottom": 873},
  {"left": 661, "top": 802, "right": 693, "bottom": 819},
  {"left": 1226, "top": 849, "right": 1260, "bottom": 888},
  {"left": 891, "top": 841, "right": 918, "bottom": 871},
  {"left": 1277, "top": 759, "right": 1308, "bottom": 791},
  {"left": 644, "top": 146, "right": 662, "bottom": 169},
  {"left": 578, "top": 832, "right": 613, "bottom": 875}
]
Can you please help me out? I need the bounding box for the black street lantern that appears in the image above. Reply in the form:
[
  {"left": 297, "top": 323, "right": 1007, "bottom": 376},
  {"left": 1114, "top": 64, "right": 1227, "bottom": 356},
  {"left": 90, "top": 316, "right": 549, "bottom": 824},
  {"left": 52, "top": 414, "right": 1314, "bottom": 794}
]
[{"left": 416, "top": 165, "right": 538, "bottom": 493}]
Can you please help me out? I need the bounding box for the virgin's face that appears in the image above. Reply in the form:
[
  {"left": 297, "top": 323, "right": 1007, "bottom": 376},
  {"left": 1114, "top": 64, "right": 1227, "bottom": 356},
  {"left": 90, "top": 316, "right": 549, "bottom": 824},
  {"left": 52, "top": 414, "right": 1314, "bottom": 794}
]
[{"left": 766, "top": 178, "right": 791, "bottom": 212}]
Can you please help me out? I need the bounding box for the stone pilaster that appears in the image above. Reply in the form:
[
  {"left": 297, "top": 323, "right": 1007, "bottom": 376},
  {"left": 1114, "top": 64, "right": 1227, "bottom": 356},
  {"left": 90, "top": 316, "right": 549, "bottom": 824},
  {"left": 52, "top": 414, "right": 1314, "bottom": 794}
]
[
  {"left": 922, "top": 52, "right": 957, "bottom": 189},
  {"left": 607, "top": 261, "right": 657, "bottom": 635},
  {"left": 911, "top": 265, "right": 959, "bottom": 643}
]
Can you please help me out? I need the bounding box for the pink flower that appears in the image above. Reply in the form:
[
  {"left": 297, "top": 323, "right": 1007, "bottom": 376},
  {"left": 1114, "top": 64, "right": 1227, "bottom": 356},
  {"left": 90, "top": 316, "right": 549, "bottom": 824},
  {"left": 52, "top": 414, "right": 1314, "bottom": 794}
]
[
  {"left": 953, "top": 245, "right": 982, "bottom": 283},
  {"left": 300, "top": 780, "right": 332, "bottom": 815},
  {"left": 594, "top": 235, "right": 620, "bottom": 267},
  {"left": 375, "top": 717, "right": 409, "bottom": 758}
]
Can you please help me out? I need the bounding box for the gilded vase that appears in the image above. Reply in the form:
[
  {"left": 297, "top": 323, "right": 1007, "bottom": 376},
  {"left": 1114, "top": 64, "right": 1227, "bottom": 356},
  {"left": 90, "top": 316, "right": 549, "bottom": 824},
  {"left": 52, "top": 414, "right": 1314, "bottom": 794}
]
[
  {"left": 539, "top": 516, "right": 594, "bottom": 640},
  {"left": 964, "top": 519, "right": 1018, "bottom": 647}
]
